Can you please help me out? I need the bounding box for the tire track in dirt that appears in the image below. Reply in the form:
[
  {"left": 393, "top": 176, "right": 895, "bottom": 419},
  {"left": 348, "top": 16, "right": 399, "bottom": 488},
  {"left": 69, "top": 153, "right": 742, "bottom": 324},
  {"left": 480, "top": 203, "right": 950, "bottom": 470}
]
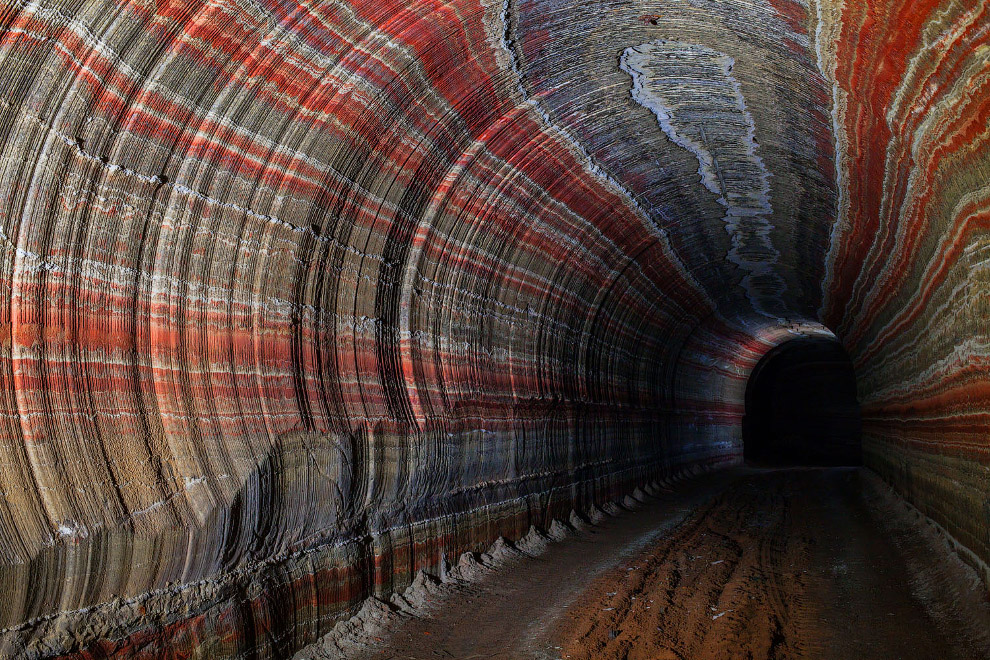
[
  {"left": 556, "top": 468, "right": 987, "bottom": 660},
  {"left": 557, "top": 471, "right": 812, "bottom": 660}
]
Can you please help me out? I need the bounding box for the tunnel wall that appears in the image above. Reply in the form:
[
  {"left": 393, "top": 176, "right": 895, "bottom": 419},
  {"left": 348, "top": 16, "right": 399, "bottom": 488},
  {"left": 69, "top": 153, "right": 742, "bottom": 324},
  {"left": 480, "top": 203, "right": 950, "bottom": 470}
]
[
  {"left": 670, "top": 318, "right": 840, "bottom": 466},
  {"left": 0, "top": 0, "right": 986, "bottom": 657},
  {"left": 817, "top": 0, "right": 990, "bottom": 586},
  {"left": 0, "top": 0, "right": 732, "bottom": 656}
]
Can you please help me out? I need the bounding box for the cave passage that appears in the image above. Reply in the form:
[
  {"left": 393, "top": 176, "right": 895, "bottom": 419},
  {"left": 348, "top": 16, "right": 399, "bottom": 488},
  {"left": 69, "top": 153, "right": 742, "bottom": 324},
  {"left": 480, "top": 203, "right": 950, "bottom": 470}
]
[
  {"left": 743, "top": 337, "right": 862, "bottom": 467},
  {"left": 0, "top": 0, "right": 988, "bottom": 656}
]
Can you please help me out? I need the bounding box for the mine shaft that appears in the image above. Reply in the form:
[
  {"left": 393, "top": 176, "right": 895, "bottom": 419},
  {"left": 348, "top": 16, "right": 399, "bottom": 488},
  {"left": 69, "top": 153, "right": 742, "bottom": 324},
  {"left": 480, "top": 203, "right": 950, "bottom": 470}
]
[{"left": 0, "top": 0, "right": 988, "bottom": 658}]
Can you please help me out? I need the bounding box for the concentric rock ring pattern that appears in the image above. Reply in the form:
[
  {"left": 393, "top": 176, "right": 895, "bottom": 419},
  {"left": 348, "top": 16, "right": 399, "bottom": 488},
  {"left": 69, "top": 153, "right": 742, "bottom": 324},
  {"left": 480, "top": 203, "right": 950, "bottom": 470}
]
[{"left": 0, "top": 0, "right": 987, "bottom": 656}]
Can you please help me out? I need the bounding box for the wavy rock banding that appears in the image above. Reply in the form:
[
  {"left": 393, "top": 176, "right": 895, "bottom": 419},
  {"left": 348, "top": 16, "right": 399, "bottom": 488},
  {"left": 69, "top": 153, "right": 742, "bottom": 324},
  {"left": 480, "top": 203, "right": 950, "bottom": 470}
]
[
  {"left": 0, "top": 0, "right": 986, "bottom": 656},
  {"left": 622, "top": 40, "right": 784, "bottom": 318}
]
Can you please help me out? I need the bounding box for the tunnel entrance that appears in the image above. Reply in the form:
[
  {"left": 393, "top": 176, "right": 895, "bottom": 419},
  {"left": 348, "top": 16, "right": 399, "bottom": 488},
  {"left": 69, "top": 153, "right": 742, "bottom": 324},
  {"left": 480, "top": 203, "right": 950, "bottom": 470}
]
[{"left": 743, "top": 337, "right": 862, "bottom": 466}]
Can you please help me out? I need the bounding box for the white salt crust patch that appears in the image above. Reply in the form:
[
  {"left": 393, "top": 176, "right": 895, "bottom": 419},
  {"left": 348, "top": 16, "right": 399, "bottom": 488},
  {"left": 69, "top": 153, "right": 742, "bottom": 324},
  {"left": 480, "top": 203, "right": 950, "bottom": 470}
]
[{"left": 621, "top": 40, "right": 785, "bottom": 318}]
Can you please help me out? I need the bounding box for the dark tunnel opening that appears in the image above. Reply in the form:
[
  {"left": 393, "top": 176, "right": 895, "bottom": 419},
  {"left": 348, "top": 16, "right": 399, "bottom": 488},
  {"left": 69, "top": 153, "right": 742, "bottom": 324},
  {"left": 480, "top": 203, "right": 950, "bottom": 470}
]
[{"left": 743, "top": 337, "right": 862, "bottom": 466}]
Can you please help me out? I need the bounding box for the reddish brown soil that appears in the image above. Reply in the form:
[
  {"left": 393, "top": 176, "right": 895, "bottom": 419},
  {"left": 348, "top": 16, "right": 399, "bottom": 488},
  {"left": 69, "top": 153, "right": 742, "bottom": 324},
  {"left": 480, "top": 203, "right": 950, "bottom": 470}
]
[
  {"left": 557, "top": 468, "right": 990, "bottom": 660},
  {"left": 306, "top": 468, "right": 990, "bottom": 660}
]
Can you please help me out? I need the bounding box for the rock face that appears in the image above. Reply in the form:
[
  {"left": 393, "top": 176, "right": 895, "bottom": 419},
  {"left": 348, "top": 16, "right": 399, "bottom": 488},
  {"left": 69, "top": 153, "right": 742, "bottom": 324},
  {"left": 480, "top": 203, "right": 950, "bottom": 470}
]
[
  {"left": 621, "top": 40, "right": 783, "bottom": 316},
  {"left": 0, "top": 0, "right": 986, "bottom": 656}
]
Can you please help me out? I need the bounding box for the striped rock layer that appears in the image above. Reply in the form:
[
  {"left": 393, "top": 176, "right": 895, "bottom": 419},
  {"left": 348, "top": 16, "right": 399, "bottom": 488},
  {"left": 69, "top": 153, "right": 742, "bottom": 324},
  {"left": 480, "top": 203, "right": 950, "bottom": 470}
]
[{"left": 0, "top": 0, "right": 986, "bottom": 656}]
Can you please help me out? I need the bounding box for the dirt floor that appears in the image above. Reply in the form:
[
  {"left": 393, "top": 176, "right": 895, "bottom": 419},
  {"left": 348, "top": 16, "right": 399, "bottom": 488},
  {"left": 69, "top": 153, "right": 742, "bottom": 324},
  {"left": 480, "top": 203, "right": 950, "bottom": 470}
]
[{"left": 296, "top": 467, "right": 990, "bottom": 660}]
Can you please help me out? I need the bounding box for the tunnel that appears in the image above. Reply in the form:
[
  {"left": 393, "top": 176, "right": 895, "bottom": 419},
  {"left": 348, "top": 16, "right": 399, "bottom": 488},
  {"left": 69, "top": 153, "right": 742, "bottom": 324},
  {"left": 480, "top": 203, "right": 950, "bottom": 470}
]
[
  {"left": 0, "top": 0, "right": 988, "bottom": 657},
  {"left": 743, "top": 336, "right": 861, "bottom": 466}
]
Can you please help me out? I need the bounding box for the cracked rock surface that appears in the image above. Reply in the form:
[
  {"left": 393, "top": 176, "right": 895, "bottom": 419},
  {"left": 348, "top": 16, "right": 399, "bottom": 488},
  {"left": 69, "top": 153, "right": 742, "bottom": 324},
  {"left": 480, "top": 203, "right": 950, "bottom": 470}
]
[{"left": 0, "top": 0, "right": 987, "bottom": 656}]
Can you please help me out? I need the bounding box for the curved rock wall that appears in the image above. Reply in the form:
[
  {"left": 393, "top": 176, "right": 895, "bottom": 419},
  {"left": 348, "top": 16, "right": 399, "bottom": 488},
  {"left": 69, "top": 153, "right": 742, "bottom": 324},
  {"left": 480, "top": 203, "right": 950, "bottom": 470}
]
[
  {"left": 819, "top": 0, "right": 990, "bottom": 587},
  {"left": 0, "top": 0, "right": 986, "bottom": 656}
]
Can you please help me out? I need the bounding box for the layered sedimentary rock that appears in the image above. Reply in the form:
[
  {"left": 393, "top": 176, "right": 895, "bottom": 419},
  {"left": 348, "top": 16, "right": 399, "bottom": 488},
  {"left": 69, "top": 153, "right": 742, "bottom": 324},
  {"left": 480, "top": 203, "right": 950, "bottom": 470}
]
[
  {"left": 817, "top": 0, "right": 990, "bottom": 588},
  {"left": 0, "top": 0, "right": 986, "bottom": 656},
  {"left": 621, "top": 40, "right": 783, "bottom": 316}
]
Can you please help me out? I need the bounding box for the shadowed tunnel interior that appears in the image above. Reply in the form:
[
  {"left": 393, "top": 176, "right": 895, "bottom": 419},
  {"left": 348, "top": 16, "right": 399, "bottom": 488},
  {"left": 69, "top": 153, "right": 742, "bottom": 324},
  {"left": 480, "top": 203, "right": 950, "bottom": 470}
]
[
  {"left": 743, "top": 337, "right": 861, "bottom": 466},
  {"left": 0, "top": 0, "right": 988, "bottom": 657}
]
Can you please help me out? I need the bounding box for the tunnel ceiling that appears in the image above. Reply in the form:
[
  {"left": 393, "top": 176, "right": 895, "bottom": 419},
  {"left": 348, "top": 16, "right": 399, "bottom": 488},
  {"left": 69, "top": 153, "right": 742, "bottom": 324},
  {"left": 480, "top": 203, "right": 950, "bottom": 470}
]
[{"left": 0, "top": 0, "right": 988, "bottom": 656}]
